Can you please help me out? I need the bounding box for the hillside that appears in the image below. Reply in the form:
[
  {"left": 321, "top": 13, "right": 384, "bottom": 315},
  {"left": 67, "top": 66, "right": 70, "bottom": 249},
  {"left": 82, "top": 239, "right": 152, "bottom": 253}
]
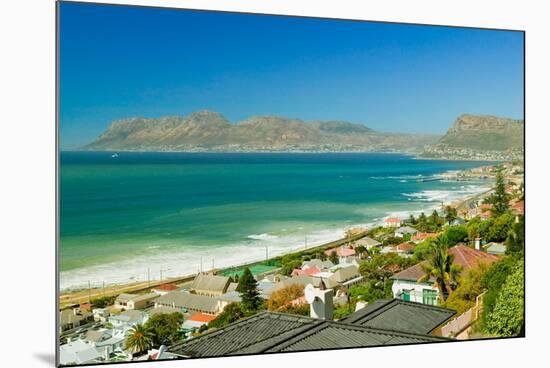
[
  {"left": 82, "top": 110, "right": 439, "bottom": 152},
  {"left": 420, "top": 114, "right": 524, "bottom": 161},
  {"left": 437, "top": 114, "right": 524, "bottom": 151}
]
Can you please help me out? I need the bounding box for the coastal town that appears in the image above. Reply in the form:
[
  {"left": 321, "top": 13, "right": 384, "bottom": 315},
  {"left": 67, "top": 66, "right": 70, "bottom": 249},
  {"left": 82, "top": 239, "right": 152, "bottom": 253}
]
[{"left": 58, "top": 161, "right": 525, "bottom": 366}]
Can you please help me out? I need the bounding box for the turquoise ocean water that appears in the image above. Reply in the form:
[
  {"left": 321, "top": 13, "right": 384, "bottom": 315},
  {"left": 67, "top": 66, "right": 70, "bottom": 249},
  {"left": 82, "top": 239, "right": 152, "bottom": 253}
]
[{"left": 60, "top": 152, "right": 490, "bottom": 290}]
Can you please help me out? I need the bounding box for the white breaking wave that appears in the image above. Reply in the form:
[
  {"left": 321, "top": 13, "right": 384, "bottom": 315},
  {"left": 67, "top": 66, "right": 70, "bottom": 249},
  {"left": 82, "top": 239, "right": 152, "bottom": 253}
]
[
  {"left": 60, "top": 227, "right": 346, "bottom": 291},
  {"left": 247, "top": 233, "right": 279, "bottom": 241}
]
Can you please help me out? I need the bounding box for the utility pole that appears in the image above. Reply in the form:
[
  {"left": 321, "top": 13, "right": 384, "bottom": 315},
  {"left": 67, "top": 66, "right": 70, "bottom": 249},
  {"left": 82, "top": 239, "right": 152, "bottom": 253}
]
[{"left": 87, "top": 280, "right": 91, "bottom": 304}]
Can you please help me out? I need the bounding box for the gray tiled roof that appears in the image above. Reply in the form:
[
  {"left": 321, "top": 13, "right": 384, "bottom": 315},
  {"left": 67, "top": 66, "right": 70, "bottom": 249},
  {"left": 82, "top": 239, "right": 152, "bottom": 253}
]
[
  {"left": 355, "top": 237, "right": 382, "bottom": 248},
  {"left": 191, "top": 274, "right": 230, "bottom": 293},
  {"left": 329, "top": 265, "right": 361, "bottom": 283},
  {"left": 340, "top": 299, "right": 455, "bottom": 334},
  {"left": 156, "top": 291, "right": 219, "bottom": 313},
  {"left": 169, "top": 311, "right": 449, "bottom": 358}
]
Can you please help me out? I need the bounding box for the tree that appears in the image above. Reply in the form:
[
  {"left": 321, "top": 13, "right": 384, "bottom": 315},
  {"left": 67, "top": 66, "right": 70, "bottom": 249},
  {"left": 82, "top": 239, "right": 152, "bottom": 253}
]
[
  {"left": 490, "top": 169, "right": 510, "bottom": 216},
  {"left": 417, "top": 235, "right": 461, "bottom": 300},
  {"left": 444, "top": 206, "right": 458, "bottom": 225},
  {"left": 329, "top": 250, "right": 339, "bottom": 265},
  {"left": 486, "top": 263, "right": 524, "bottom": 336},
  {"left": 125, "top": 324, "right": 154, "bottom": 355},
  {"left": 430, "top": 209, "right": 441, "bottom": 228},
  {"left": 408, "top": 214, "right": 417, "bottom": 225},
  {"left": 145, "top": 313, "right": 184, "bottom": 347},
  {"left": 90, "top": 295, "right": 116, "bottom": 308},
  {"left": 444, "top": 225, "right": 468, "bottom": 246},
  {"left": 417, "top": 212, "right": 428, "bottom": 232},
  {"left": 505, "top": 216, "right": 525, "bottom": 254},
  {"left": 355, "top": 245, "right": 367, "bottom": 259},
  {"left": 208, "top": 302, "right": 245, "bottom": 329},
  {"left": 280, "top": 259, "right": 302, "bottom": 276},
  {"left": 237, "top": 268, "right": 262, "bottom": 312},
  {"left": 440, "top": 262, "right": 488, "bottom": 314},
  {"left": 267, "top": 284, "right": 304, "bottom": 311}
]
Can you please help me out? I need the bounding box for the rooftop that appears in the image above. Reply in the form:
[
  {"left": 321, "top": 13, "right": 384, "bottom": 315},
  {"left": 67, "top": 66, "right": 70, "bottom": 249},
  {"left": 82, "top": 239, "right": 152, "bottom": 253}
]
[
  {"left": 340, "top": 299, "right": 455, "bottom": 334},
  {"left": 169, "top": 311, "right": 449, "bottom": 358},
  {"left": 391, "top": 245, "right": 499, "bottom": 282},
  {"left": 191, "top": 273, "right": 231, "bottom": 293},
  {"left": 156, "top": 291, "right": 220, "bottom": 314}
]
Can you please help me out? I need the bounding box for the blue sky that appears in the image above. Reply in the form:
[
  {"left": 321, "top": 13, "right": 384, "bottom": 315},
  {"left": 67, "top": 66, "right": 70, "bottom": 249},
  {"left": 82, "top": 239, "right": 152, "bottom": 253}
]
[{"left": 59, "top": 2, "right": 524, "bottom": 149}]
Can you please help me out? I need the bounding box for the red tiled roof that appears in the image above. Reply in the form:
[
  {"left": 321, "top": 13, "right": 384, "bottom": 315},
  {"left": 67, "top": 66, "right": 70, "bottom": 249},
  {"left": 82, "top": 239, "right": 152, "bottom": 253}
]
[
  {"left": 324, "top": 247, "right": 356, "bottom": 257},
  {"left": 397, "top": 242, "right": 415, "bottom": 252},
  {"left": 190, "top": 313, "right": 216, "bottom": 323},
  {"left": 291, "top": 266, "right": 321, "bottom": 277},
  {"left": 512, "top": 200, "right": 524, "bottom": 215},
  {"left": 155, "top": 283, "right": 179, "bottom": 291},
  {"left": 391, "top": 245, "right": 499, "bottom": 282}
]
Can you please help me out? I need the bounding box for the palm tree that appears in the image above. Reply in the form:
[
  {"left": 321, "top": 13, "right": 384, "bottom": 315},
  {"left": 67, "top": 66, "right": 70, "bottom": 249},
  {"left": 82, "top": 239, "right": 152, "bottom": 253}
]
[
  {"left": 417, "top": 235, "right": 461, "bottom": 301},
  {"left": 125, "top": 323, "right": 154, "bottom": 355},
  {"left": 355, "top": 245, "right": 367, "bottom": 259}
]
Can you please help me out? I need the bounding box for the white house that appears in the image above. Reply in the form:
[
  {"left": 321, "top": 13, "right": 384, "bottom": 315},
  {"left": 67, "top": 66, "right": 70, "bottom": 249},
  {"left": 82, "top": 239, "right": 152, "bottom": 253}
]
[
  {"left": 394, "top": 226, "right": 418, "bottom": 238},
  {"left": 59, "top": 340, "right": 103, "bottom": 366},
  {"left": 391, "top": 245, "right": 499, "bottom": 305},
  {"left": 383, "top": 217, "right": 402, "bottom": 228},
  {"left": 108, "top": 310, "right": 148, "bottom": 333}
]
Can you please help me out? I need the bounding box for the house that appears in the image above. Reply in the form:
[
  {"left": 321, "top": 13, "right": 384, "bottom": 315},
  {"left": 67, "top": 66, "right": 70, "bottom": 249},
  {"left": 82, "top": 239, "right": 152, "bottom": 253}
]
[
  {"left": 394, "top": 226, "right": 418, "bottom": 238},
  {"left": 168, "top": 303, "right": 451, "bottom": 358},
  {"left": 59, "top": 340, "right": 102, "bottom": 366},
  {"left": 181, "top": 312, "right": 216, "bottom": 332},
  {"left": 92, "top": 308, "right": 110, "bottom": 322},
  {"left": 301, "top": 259, "right": 334, "bottom": 271},
  {"left": 155, "top": 291, "right": 224, "bottom": 315},
  {"left": 391, "top": 245, "right": 499, "bottom": 305},
  {"left": 114, "top": 292, "right": 158, "bottom": 310},
  {"left": 152, "top": 283, "right": 179, "bottom": 295},
  {"left": 190, "top": 273, "right": 231, "bottom": 297},
  {"left": 324, "top": 246, "right": 356, "bottom": 258},
  {"left": 108, "top": 310, "right": 148, "bottom": 333},
  {"left": 383, "top": 217, "right": 402, "bottom": 228},
  {"left": 411, "top": 232, "right": 438, "bottom": 244},
  {"left": 291, "top": 266, "right": 321, "bottom": 277},
  {"left": 59, "top": 307, "right": 93, "bottom": 333},
  {"left": 340, "top": 298, "right": 455, "bottom": 335},
  {"left": 83, "top": 329, "right": 126, "bottom": 359},
  {"left": 396, "top": 242, "right": 415, "bottom": 254},
  {"left": 484, "top": 242, "right": 506, "bottom": 255},
  {"left": 354, "top": 236, "right": 382, "bottom": 249},
  {"left": 325, "top": 265, "right": 363, "bottom": 290}
]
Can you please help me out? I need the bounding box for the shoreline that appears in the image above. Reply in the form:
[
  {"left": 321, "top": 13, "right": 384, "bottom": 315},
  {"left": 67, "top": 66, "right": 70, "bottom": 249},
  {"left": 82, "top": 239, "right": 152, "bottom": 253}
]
[{"left": 59, "top": 166, "right": 493, "bottom": 304}]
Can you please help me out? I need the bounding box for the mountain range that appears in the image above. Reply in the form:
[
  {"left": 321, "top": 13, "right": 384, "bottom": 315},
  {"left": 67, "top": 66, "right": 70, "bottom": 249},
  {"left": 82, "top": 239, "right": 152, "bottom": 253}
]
[
  {"left": 81, "top": 111, "right": 524, "bottom": 155},
  {"left": 82, "top": 111, "right": 439, "bottom": 152}
]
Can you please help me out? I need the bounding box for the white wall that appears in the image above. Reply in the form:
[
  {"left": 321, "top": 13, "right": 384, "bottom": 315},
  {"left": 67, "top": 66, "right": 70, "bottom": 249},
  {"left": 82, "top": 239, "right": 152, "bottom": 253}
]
[{"left": 392, "top": 280, "right": 439, "bottom": 304}]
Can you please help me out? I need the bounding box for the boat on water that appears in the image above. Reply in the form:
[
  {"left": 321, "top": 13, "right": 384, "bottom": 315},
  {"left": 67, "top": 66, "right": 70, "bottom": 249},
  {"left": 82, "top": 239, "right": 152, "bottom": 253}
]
[{"left": 111, "top": 153, "right": 119, "bottom": 158}]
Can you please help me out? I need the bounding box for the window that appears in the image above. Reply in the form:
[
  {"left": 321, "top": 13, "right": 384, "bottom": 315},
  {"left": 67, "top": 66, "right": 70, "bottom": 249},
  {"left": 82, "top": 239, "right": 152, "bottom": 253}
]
[{"left": 422, "top": 289, "right": 438, "bottom": 305}]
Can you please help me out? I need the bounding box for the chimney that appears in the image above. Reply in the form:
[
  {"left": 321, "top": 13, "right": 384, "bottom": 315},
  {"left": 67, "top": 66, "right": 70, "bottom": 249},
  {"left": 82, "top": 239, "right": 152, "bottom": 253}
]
[
  {"left": 474, "top": 237, "right": 481, "bottom": 250},
  {"left": 305, "top": 283, "right": 334, "bottom": 320}
]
